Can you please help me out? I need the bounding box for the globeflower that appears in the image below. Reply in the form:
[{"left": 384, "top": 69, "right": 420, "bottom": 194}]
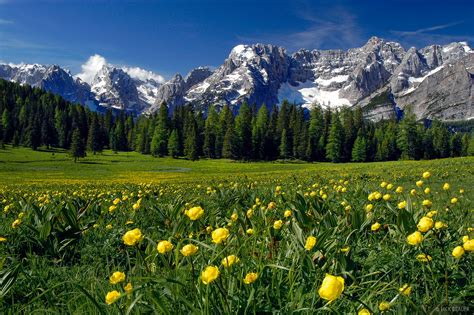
[
  {"left": 434, "top": 221, "right": 447, "bottom": 230},
  {"left": 450, "top": 197, "right": 458, "bottom": 204},
  {"left": 157, "top": 240, "right": 174, "bottom": 254},
  {"left": 424, "top": 188, "right": 430, "bottom": 194},
  {"left": 318, "top": 274, "right": 344, "bottom": 302},
  {"left": 416, "top": 253, "right": 432, "bottom": 262},
  {"left": 379, "top": 301, "right": 391, "bottom": 311},
  {"left": 410, "top": 189, "right": 417, "bottom": 196},
  {"left": 109, "top": 271, "right": 126, "bottom": 284},
  {"left": 185, "top": 206, "right": 204, "bottom": 220},
  {"left": 380, "top": 181, "right": 387, "bottom": 188},
  {"left": 395, "top": 186, "right": 404, "bottom": 194},
  {"left": 221, "top": 255, "right": 240, "bottom": 268},
  {"left": 211, "top": 228, "right": 229, "bottom": 244},
  {"left": 386, "top": 183, "right": 393, "bottom": 190},
  {"left": 201, "top": 266, "right": 219, "bottom": 285},
  {"left": 407, "top": 231, "right": 423, "bottom": 246},
  {"left": 122, "top": 228, "right": 143, "bottom": 246},
  {"left": 358, "top": 308, "right": 371, "bottom": 315},
  {"left": 416, "top": 180, "right": 423, "bottom": 187},
  {"left": 11, "top": 219, "right": 21, "bottom": 229},
  {"left": 452, "top": 246, "right": 465, "bottom": 259},
  {"left": 243, "top": 272, "right": 258, "bottom": 284},
  {"left": 230, "top": 213, "right": 238, "bottom": 221},
  {"left": 246, "top": 228, "right": 254, "bottom": 235},
  {"left": 105, "top": 290, "right": 121, "bottom": 305},
  {"left": 426, "top": 210, "right": 437, "bottom": 218},
  {"left": 417, "top": 216, "right": 434, "bottom": 232},
  {"left": 273, "top": 220, "right": 283, "bottom": 230},
  {"left": 443, "top": 183, "right": 450, "bottom": 190},
  {"left": 463, "top": 240, "right": 473, "bottom": 252},
  {"left": 304, "top": 236, "right": 317, "bottom": 251},
  {"left": 398, "top": 201, "right": 407, "bottom": 209},
  {"left": 0, "top": 237, "right": 6, "bottom": 242},
  {"left": 365, "top": 204, "right": 373, "bottom": 212},
  {"left": 180, "top": 244, "right": 199, "bottom": 256},
  {"left": 124, "top": 282, "right": 133, "bottom": 294},
  {"left": 284, "top": 210, "right": 292, "bottom": 218},
  {"left": 422, "top": 199, "right": 432, "bottom": 208},
  {"left": 383, "top": 194, "right": 391, "bottom": 201},
  {"left": 267, "top": 201, "right": 277, "bottom": 210},
  {"left": 113, "top": 198, "right": 121, "bottom": 205},
  {"left": 371, "top": 222, "right": 381, "bottom": 232},
  {"left": 399, "top": 284, "right": 412, "bottom": 296},
  {"left": 422, "top": 171, "right": 431, "bottom": 179}
]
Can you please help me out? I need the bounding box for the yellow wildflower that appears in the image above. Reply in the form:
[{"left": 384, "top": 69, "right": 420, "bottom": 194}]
[
  {"left": 318, "top": 274, "right": 344, "bottom": 302},
  {"left": 243, "top": 272, "right": 258, "bottom": 284},
  {"left": 304, "top": 236, "right": 317, "bottom": 251},
  {"left": 201, "top": 266, "right": 219, "bottom": 285},
  {"left": 180, "top": 244, "right": 199, "bottom": 256},
  {"left": 109, "top": 271, "right": 126, "bottom": 284},
  {"left": 185, "top": 206, "right": 204, "bottom": 220},
  {"left": 417, "top": 217, "right": 434, "bottom": 232},
  {"left": 122, "top": 228, "right": 143, "bottom": 246},
  {"left": 221, "top": 255, "right": 240, "bottom": 268},
  {"left": 407, "top": 231, "right": 423, "bottom": 246},
  {"left": 157, "top": 240, "right": 173, "bottom": 254},
  {"left": 105, "top": 290, "right": 121, "bottom": 305},
  {"left": 452, "top": 246, "right": 465, "bottom": 259},
  {"left": 211, "top": 228, "right": 229, "bottom": 244}
]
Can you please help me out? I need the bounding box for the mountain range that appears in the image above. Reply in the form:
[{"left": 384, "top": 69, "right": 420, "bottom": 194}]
[{"left": 1, "top": 37, "right": 473, "bottom": 121}]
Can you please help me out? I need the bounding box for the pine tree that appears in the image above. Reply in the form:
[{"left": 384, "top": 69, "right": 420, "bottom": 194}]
[
  {"left": 432, "top": 121, "right": 450, "bottom": 158},
  {"left": 222, "top": 125, "right": 237, "bottom": 159},
  {"left": 70, "top": 128, "right": 86, "bottom": 162},
  {"left": 397, "top": 113, "right": 418, "bottom": 160},
  {"left": 325, "top": 112, "right": 343, "bottom": 162},
  {"left": 234, "top": 101, "right": 253, "bottom": 159},
  {"left": 306, "top": 106, "right": 323, "bottom": 161},
  {"left": 167, "top": 129, "right": 179, "bottom": 158},
  {"left": 450, "top": 133, "right": 463, "bottom": 157},
  {"left": 184, "top": 111, "right": 198, "bottom": 160},
  {"left": 203, "top": 106, "right": 219, "bottom": 158},
  {"left": 351, "top": 129, "right": 367, "bottom": 162},
  {"left": 252, "top": 105, "right": 268, "bottom": 160},
  {"left": 279, "top": 129, "right": 291, "bottom": 159},
  {"left": 87, "top": 114, "right": 102, "bottom": 154},
  {"left": 149, "top": 103, "right": 169, "bottom": 157}
]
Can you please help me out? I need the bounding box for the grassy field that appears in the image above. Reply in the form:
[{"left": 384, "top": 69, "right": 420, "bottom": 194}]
[
  {"left": 0, "top": 146, "right": 473, "bottom": 314},
  {"left": 1, "top": 145, "right": 473, "bottom": 186}
]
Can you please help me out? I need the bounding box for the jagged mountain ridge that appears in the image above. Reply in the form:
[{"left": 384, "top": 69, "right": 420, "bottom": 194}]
[
  {"left": 0, "top": 37, "right": 472, "bottom": 121},
  {"left": 153, "top": 37, "right": 472, "bottom": 121}
]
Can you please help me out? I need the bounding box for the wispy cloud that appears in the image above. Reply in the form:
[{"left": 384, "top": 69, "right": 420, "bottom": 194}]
[
  {"left": 391, "top": 21, "right": 463, "bottom": 37},
  {"left": 0, "top": 18, "right": 13, "bottom": 24},
  {"left": 390, "top": 21, "right": 473, "bottom": 48},
  {"left": 236, "top": 6, "right": 364, "bottom": 52}
]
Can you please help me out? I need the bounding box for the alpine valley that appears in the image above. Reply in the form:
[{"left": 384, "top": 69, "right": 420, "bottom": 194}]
[{"left": 1, "top": 37, "right": 473, "bottom": 121}]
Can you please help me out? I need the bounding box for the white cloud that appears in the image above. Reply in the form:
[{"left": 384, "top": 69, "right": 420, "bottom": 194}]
[
  {"left": 122, "top": 66, "right": 165, "bottom": 83},
  {"left": 76, "top": 54, "right": 107, "bottom": 84},
  {"left": 76, "top": 54, "right": 165, "bottom": 84}
]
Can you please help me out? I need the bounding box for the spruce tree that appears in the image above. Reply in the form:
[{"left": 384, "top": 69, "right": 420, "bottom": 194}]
[
  {"left": 203, "top": 106, "right": 219, "bottom": 158},
  {"left": 70, "top": 128, "right": 86, "bottom": 162},
  {"left": 184, "top": 111, "right": 198, "bottom": 160},
  {"left": 234, "top": 101, "right": 253, "bottom": 159},
  {"left": 222, "top": 125, "right": 237, "bottom": 159},
  {"left": 87, "top": 114, "right": 102, "bottom": 154},
  {"left": 279, "top": 128, "right": 291, "bottom": 159},
  {"left": 325, "top": 112, "right": 343, "bottom": 162},
  {"left": 167, "top": 129, "right": 179, "bottom": 158},
  {"left": 252, "top": 105, "right": 268, "bottom": 160},
  {"left": 351, "top": 129, "right": 367, "bottom": 162}
]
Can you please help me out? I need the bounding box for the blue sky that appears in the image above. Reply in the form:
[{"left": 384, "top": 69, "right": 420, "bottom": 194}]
[{"left": 1, "top": 0, "right": 473, "bottom": 80}]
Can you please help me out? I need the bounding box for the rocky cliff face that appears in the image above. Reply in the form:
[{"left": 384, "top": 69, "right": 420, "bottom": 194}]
[
  {"left": 154, "top": 37, "right": 472, "bottom": 121},
  {"left": 0, "top": 64, "right": 95, "bottom": 105},
  {"left": 1, "top": 37, "right": 472, "bottom": 121}
]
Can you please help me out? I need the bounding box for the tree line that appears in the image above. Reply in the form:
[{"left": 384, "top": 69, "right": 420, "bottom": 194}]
[{"left": 0, "top": 79, "right": 473, "bottom": 162}]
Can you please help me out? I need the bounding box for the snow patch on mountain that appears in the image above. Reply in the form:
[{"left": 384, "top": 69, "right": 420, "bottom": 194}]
[{"left": 278, "top": 81, "right": 351, "bottom": 108}]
